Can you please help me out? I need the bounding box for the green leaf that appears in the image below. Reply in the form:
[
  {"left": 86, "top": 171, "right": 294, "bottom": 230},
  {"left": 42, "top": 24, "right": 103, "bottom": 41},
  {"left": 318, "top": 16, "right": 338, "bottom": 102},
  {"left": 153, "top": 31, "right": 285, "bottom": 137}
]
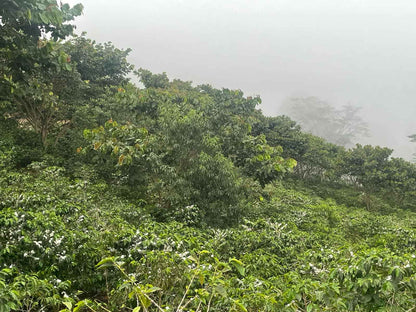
[
  {"left": 128, "top": 290, "right": 136, "bottom": 299},
  {"left": 63, "top": 302, "right": 72, "bottom": 310},
  {"left": 214, "top": 284, "right": 227, "bottom": 297},
  {"left": 232, "top": 300, "right": 248, "bottom": 312},
  {"left": 199, "top": 273, "right": 205, "bottom": 285},
  {"left": 144, "top": 285, "right": 161, "bottom": 293},
  {"left": 39, "top": 12, "right": 49, "bottom": 24},
  {"left": 72, "top": 4, "right": 84, "bottom": 16},
  {"left": 96, "top": 257, "right": 115, "bottom": 269},
  {"left": 229, "top": 258, "right": 245, "bottom": 276},
  {"left": 73, "top": 300, "right": 91, "bottom": 312},
  {"left": 139, "top": 294, "right": 151, "bottom": 308}
]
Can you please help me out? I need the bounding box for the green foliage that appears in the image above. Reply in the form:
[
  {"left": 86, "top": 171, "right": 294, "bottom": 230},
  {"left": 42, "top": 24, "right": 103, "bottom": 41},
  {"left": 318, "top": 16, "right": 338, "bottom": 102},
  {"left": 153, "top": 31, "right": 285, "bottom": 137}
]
[
  {"left": 2, "top": 163, "right": 416, "bottom": 311},
  {"left": 0, "top": 117, "right": 44, "bottom": 169},
  {"left": 3, "top": 3, "right": 416, "bottom": 311},
  {"left": 253, "top": 115, "right": 344, "bottom": 182},
  {"left": 253, "top": 115, "right": 309, "bottom": 160},
  {"left": 340, "top": 144, "right": 393, "bottom": 209},
  {"left": 78, "top": 81, "right": 296, "bottom": 226},
  {"left": 0, "top": 268, "right": 71, "bottom": 312},
  {"left": 136, "top": 68, "right": 170, "bottom": 89},
  {"left": 64, "top": 35, "right": 133, "bottom": 88},
  {"left": 232, "top": 134, "right": 297, "bottom": 186},
  {"left": 83, "top": 116, "right": 247, "bottom": 226},
  {"left": 0, "top": 0, "right": 83, "bottom": 40},
  {"left": 1, "top": 0, "right": 84, "bottom": 146}
]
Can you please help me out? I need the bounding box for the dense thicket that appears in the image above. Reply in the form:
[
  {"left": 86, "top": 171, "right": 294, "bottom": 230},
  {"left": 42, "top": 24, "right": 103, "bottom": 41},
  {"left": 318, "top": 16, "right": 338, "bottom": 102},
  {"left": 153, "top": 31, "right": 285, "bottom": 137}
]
[{"left": 2, "top": 1, "right": 416, "bottom": 311}]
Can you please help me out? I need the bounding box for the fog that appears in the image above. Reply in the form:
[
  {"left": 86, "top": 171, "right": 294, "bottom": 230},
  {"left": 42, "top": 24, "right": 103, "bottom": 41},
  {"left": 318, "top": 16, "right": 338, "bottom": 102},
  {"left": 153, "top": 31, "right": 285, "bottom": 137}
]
[{"left": 66, "top": 0, "right": 416, "bottom": 160}]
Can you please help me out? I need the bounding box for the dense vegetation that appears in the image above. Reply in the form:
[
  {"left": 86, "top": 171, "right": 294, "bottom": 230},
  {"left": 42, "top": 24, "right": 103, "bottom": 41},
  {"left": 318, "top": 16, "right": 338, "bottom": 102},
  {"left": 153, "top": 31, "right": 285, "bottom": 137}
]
[{"left": 1, "top": 1, "right": 416, "bottom": 311}]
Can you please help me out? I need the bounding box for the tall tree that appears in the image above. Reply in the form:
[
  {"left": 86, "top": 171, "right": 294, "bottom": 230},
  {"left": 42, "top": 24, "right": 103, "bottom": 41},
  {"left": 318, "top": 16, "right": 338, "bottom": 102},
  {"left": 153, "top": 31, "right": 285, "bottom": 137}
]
[
  {"left": 0, "top": 0, "right": 83, "bottom": 146},
  {"left": 340, "top": 144, "right": 392, "bottom": 209},
  {"left": 64, "top": 35, "right": 133, "bottom": 89},
  {"left": 280, "top": 97, "right": 369, "bottom": 147}
]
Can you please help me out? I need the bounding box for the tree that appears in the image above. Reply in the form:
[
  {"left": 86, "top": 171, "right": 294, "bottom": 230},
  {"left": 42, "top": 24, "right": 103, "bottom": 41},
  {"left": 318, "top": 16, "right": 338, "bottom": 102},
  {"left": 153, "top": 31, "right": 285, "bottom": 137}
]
[
  {"left": 340, "top": 144, "right": 392, "bottom": 209},
  {"left": 280, "top": 97, "right": 369, "bottom": 147},
  {"left": 83, "top": 112, "right": 246, "bottom": 226},
  {"left": 252, "top": 114, "right": 343, "bottom": 181},
  {"left": 0, "top": 0, "right": 83, "bottom": 146},
  {"left": 51, "top": 36, "right": 135, "bottom": 150},
  {"left": 0, "top": 0, "right": 83, "bottom": 84},
  {"left": 64, "top": 35, "right": 133, "bottom": 89},
  {"left": 252, "top": 115, "right": 309, "bottom": 160},
  {"left": 135, "top": 68, "right": 170, "bottom": 89},
  {"left": 231, "top": 134, "right": 297, "bottom": 186},
  {"left": 383, "top": 157, "right": 416, "bottom": 208},
  {"left": 336, "top": 105, "right": 369, "bottom": 146},
  {"left": 5, "top": 76, "right": 64, "bottom": 146}
]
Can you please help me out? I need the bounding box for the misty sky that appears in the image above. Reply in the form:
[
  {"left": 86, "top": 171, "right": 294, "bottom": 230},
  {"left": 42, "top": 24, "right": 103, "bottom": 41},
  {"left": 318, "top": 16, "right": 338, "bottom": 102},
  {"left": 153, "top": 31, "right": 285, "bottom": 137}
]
[{"left": 66, "top": 0, "right": 416, "bottom": 159}]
